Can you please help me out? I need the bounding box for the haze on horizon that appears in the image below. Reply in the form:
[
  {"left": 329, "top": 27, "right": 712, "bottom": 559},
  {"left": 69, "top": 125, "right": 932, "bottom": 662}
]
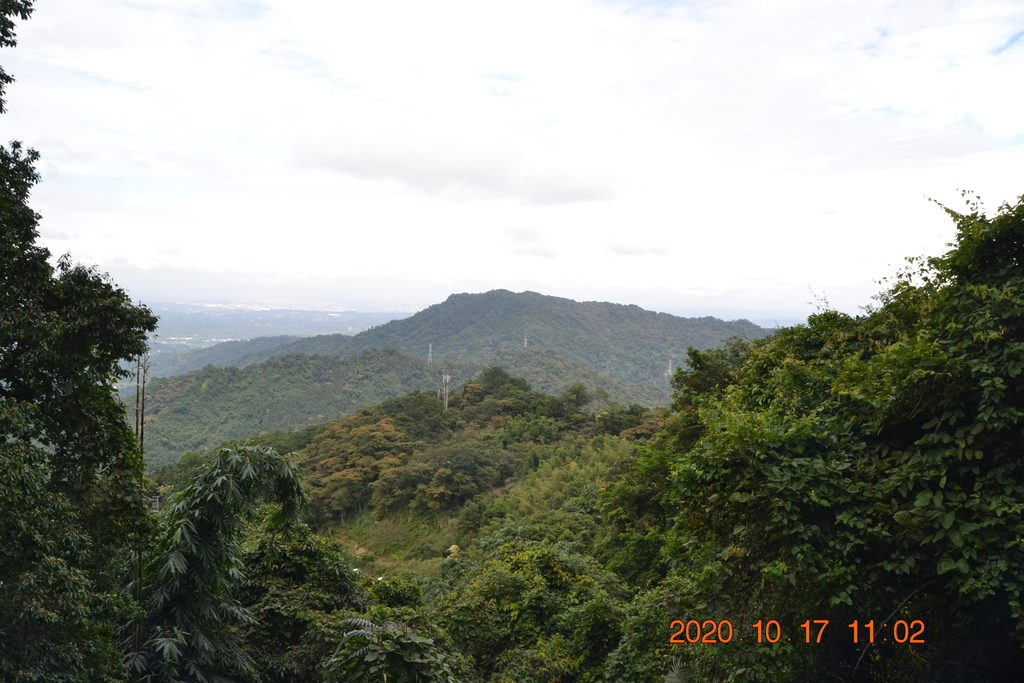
[{"left": 6, "top": 0, "right": 1023, "bottom": 320}]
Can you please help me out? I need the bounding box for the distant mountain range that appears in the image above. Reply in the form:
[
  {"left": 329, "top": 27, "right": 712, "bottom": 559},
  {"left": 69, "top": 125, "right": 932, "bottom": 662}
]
[{"left": 139, "top": 290, "right": 773, "bottom": 468}]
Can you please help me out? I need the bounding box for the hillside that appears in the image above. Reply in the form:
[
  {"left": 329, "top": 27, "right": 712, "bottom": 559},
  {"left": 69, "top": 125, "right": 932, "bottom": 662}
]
[
  {"left": 327, "top": 290, "right": 770, "bottom": 385},
  {"left": 140, "top": 345, "right": 667, "bottom": 469},
  {"left": 169, "top": 290, "right": 770, "bottom": 383},
  {"left": 139, "top": 291, "right": 764, "bottom": 468},
  {"left": 153, "top": 188, "right": 1024, "bottom": 682},
  {"left": 142, "top": 348, "right": 477, "bottom": 469}
]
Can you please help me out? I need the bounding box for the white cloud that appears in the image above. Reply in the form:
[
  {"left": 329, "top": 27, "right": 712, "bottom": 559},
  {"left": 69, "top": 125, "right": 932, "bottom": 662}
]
[
  {"left": 4, "top": 0, "right": 1023, "bottom": 317},
  {"left": 608, "top": 243, "right": 668, "bottom": 256},
  {"left": 504, "top": 228, "right": 558, "bottom": 258}
]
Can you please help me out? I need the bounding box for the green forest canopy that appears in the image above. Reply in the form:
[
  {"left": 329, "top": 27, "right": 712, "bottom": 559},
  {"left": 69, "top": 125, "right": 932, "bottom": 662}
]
[
  {"left": 4, "top": 2, "right": 1024, "bottom": 676},
  {"left": 153, "top": 192, "right": 1024, "bottom": 682}
]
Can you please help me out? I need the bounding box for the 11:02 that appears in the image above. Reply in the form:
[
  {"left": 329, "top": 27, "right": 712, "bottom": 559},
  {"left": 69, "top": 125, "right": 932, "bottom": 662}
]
[{"left": 848, "top": 620, "right": 925, "bottom": 644}]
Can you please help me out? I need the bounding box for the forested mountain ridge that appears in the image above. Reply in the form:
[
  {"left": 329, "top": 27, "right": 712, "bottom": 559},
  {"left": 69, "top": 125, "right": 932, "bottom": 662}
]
[
  {"left": 150, "top": 290, "right": 769, "bottom": 383},
  {"left": 142, "top": 348, "right": 476, "bottom": 469},
  {"left": 273, "top": 289, "right": 772, "bottom": 386},
  {"left": 138, "top": 291, "right": 762, "bottom": 467},
  {"left": 140, "top": 345, "right": 669, "bottom": 469}
]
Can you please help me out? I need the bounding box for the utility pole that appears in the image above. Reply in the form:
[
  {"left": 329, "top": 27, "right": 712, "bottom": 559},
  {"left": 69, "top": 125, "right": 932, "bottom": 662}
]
[
  {"left": 441, "top": 373, "right": 452, "bottom": 410},
  {"left": 134, "top": 353, "right": 152, "bottom": 449}
]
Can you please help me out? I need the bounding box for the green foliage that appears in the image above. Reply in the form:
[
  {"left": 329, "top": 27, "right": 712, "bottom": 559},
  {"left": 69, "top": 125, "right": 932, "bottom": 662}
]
[
  {"left": 372, "top": 391, "right": 453, "bottom": 442},
  {"left": 141, "top": 348, "right": 474, "bottom": 469},
  {"left": 238, "top": 522, "right": 366, "bottom": 683},
  {"left": 596, "top": 443, "right": 677, "bottom": 588},
  {"left": 0, "top": 405, "right": 128, "bottom": 681},
  {"left": 480, "top": 436, "right": 632, "bottom": 551},
  {"left": 663, "top": 194, "right": 1024, "bottom": 680},
  {"left": 300, "top": 414, "right": 417, "bottom": 524},
  {"left": 435, "top": 539, "right": 624, "bottom": 683},
  {"left": 593, "top": 402, "right": 652, "bottom": 437},
  {"left": 368, "top": 575, "right": 424, "bottom": 609},
  {"left": 125, "top": 445, "right": 308, "bottom": 682},
  {"left": 601, "top": 568, "right": 713, "bottom": 683},
  {"left": 2, "top": 28, "right": 157, "bottom": 676},
  {"left": 326, "top": 614, "right": 464, "bottom": 683},
  {"left": 298, "top": 368, "right": 608, "bottom": 528}
]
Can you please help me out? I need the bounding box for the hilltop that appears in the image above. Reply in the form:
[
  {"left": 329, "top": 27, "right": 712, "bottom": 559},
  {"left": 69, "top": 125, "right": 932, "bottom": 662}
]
[
  {"left": 138, "top": 290, "right": 770, "bottom": 467},
  {"left": 149, "top": 290, "right": 769, "bottom": 383}
]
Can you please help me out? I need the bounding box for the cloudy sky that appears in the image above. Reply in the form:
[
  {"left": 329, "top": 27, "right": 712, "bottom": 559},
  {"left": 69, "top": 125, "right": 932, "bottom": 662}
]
[{"left": 5, "top": 0, "right": 1023, "bottom": 320}]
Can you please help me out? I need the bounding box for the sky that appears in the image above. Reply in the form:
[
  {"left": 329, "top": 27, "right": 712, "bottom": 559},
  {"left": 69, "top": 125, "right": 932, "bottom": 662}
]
[{"left": 5, "top": 0, "right": 1024, "bottom": 322}]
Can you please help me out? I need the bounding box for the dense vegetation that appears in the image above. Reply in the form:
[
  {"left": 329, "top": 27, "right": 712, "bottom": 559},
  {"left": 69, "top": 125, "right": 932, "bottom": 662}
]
[
  {"left": 153, "top": 368, "right": 665, "bottom": 682},
  {"left": 1, "top": 3, "right": 158, "bottom": 672},
  {"left": 137, "top": 291, "right": 768, "bottom": 470},
  {"left": 162, "top": 290, "right": 768, "bottom": 383},
  {"left": 4, "top": 4, "right": 1024, "bottom": 679},
  {"left": 654, "top": 194, "right": 1024, "bottom": 680},
  {"left": 141, "top": 348, "right": 482, "bottom": 469},
  {"left": 139, "top": 344, "right": 670, "bottom": 469},
  {"left": 150, "top": 189, "right": 1024, "bottom": 680}
]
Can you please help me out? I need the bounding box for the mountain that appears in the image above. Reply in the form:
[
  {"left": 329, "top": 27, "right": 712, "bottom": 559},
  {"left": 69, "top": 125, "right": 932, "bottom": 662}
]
[
  {"left": 138, "top": 291, "right": 771, "bottom": 468},
  {"left": 342, "top": 289, "right": 769, "bottom": 383},
  {"left": 139, "top": 348, "right": 668, "bottom": 470},
  {"left": 169, "top": 290, "right": 770, "bottom": 385},
  {"left": 141, "top": 348, "right": 479, "bottom": 469}
]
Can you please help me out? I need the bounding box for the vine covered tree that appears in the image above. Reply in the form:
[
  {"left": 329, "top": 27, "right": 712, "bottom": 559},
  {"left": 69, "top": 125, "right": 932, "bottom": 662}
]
[{"left": 663, "top": 193, "right": 1024, "bottom": 681}]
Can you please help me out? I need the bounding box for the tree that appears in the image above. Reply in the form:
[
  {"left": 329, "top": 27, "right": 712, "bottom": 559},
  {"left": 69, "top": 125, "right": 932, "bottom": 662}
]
[
  {"left": 124, "top": 445, "right": 308, "bottom": 683},
  {"left": 436, "top": 539, "right": 624, "bottom": 682},
  {"left": 1, "top": 3, "right": 160, "bottom": 677},
  {"left": 238, "top": 521, "right": 366, "bottom": 682},
  {"left": 664, "top": 194, "right": 1024, "bottom": 681},
  {"left": 0, "top": 0, "right": 33, "bottom": 113},
  {"left": 122, "top": 446, "right": 303, "bottom": 679},
  {"left": 0, "top": 402, "right": 131, "bottom": 681},
  {"left": 326, "top": 614, "right": 464, "bottom": 683}
]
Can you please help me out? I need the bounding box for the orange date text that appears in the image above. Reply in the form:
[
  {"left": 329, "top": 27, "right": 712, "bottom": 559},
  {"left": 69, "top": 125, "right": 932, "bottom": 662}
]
[{"left": 669, "top": 619, "right": 926, "bottom": 644}]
